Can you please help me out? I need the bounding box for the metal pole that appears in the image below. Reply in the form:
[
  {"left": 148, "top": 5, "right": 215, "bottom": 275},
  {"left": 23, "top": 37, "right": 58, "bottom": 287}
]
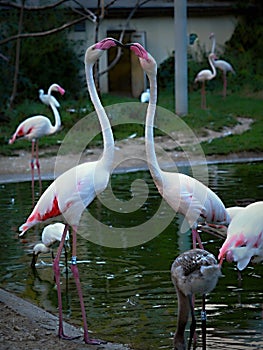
[{"left": 174, "top": 0, "right": 188, "bottom": 116}]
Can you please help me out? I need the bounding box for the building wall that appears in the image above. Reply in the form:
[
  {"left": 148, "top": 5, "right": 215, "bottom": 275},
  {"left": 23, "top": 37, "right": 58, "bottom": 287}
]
[{"left": 68, "top": 14, "right": 238, "bottom": 93}]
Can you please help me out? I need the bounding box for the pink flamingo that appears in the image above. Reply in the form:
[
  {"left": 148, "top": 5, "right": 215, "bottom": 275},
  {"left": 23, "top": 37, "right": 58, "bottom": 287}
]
[
  {"left": 171, "top": 249, "right": 221, "bottom": 350},
  {"left": 218, "top": 201, "right": 263, "bottom": 270},
  {"left": 19, "top": 38, "right": 122, "bottom": 344},
  {"left": 9, "top": 83, "right": 65, "bottom": 202},
  {"left": 128, "top": 43, "right": 230, "bottom": 249},
  {"left": 194, "top": 53, "right": 217, "bottom": 109},
  {"left": 209, "top": 33, "right": 236, "bottom": 98}
]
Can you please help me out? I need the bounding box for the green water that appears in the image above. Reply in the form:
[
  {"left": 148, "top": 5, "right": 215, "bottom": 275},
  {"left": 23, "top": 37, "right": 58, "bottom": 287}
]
[{"left": 0, "top": 162, "right": 262, "bottom": 349}]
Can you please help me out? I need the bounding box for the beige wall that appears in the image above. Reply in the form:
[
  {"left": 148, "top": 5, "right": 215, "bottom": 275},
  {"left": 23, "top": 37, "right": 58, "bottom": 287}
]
[{"left": 68, "top": 15, "right": 238, "bottom": 93}]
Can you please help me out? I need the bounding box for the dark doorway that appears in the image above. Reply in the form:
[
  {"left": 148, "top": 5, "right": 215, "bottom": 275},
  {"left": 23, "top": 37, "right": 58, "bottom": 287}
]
[{"left": 107, "top": 31, "right": 146, "bottom": 98}]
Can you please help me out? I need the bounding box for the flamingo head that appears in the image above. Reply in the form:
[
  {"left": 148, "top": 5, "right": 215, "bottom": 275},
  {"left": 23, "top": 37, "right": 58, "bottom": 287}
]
[
  {"left": 94, "top": 37, "right": 123, "bottom": 50},
  {"left": 49, "top": 84, "right": 65, "bottom": 96},
  {"left": 127, "top": 43, "right": 157, "bottom": 76},
  {"left": 85, "top": 37, "right": 123, "bottom": 65},
  {"left": 209, "top": 53, "right": 217, "bottom": 60},
  {"left": 209, "top": 32, "right": 215, "bottom": 39},
  {"left": 126, "top": 42, "right": 148, "bottom": 60}
]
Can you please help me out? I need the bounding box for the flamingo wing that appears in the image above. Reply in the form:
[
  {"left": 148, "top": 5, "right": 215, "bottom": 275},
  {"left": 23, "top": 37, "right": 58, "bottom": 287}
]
[
  {"left": 218, "top": 201, "right": 263, "bottom": 269},
  {"left": 19, "top": 160, "right": 109, "bottom": 235},
  {"left": 9, "top": 116, "right": 52, "bottom": 143}
]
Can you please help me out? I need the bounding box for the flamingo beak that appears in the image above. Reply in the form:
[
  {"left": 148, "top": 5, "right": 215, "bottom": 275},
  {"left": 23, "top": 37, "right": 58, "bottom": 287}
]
[
  {"left": 94, "top": 38, "right": 124, "bottom": 50},
  {"left": 125, "top": 43, "right": 149, "bottom": 60}
]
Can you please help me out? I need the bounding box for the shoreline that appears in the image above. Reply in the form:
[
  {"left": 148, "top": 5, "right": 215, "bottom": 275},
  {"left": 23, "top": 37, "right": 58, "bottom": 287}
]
[{"left": 1, "top": 149, "right": 262, "bottom": 184}]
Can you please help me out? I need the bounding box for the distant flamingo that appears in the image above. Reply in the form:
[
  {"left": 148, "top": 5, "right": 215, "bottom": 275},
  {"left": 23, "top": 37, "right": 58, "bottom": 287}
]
[
  {"left": 218, "top": 201, "right": 263, "bottom": 270},
  {"left": 209, "top": 33, "right": 236, "bottom": 98},
  {"left": 128, "top": 43, "right": 230, "bottom": 249},
  {"left": 39, "top": 84, "right": 62, "bottom": 108},
  {"left": 9, "top": 83, "right": 65, "bottom": 202},
  {"left": 171, "top": 249, "right": 221, "bottom": 350},
  {"left": 18, "top": 38, "right": 122, "bottom": 344},
  {"left": 31, "top": 223, "right": 69, "bottom": 268},
  {"left": 194, "top": 53, "right": 217, "bottom": 109},
  {"left": 140, "top": 88, "right": 150, "bottom": 103}
]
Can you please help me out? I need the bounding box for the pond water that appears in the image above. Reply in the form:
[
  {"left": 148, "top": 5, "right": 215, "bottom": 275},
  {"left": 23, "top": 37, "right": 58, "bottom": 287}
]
[{"left": 0, "top": 161, "right": 263, "bottom": 349}]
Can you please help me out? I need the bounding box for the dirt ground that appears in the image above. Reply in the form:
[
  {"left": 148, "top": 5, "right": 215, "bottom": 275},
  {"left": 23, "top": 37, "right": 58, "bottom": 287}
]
[
  {"left": 1, "top": 116, "right": 262, "bottom": 184},
  {"left": 0, "top": 116, "right": 262, "bottom": 350},
  {"left": 0, "top": 288, "right": 131, "bottom": 350}
]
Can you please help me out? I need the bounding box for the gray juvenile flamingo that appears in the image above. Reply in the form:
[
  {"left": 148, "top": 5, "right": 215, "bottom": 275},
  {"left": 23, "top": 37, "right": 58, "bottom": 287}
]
[{"left": 171, "top": 249, "right": 221, "bottom": 350}]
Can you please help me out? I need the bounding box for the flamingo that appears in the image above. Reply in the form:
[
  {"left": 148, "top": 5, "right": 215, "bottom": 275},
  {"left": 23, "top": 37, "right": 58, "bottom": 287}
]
[
  {"left": 18, "top": 38, "right": 122, "bottom": 344},
  {"left": 39, "top": 84, "right": 62, "bottom": 108},
  {"left": 128, "top": 43, "right": 230, "bottom": 249},
  {"left": 194, "top": 53, "right": 217, "bottom": 109},
  {"left": 31, "top": 223, "right": 69, "bottom": 268},
  {"left": 197, "top": 206, "right": 245, "bottom": 238},
  {"left": 140, "top": 88, "right": 150, "bottom": 103},
  {"left": 171, "top": 249, "right": 221, "bottom": 350},
  {"left": 209, "top": 33, "right": 236, "bottom": 98},
  {"left": 218, "top": 201, "right": 263, "bottom": 271},
  {"left": 9, "top": 83, "right": 65, "bottom": 202}
]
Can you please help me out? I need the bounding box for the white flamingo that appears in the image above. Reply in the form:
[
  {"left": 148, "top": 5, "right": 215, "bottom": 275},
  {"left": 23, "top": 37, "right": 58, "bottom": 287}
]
[
  {"left": 128, "top": 42, "right": 230, "bottom": 249},
  {"left": 218, "top": 201, "right": 263, "bottom": 270},
  {"left": 194, "top": 53, "right": 217, "bottom": 109},
  {"left": 140, "top": 88, "right": 150, "bottom": 103},
  {"left": 209, "top": 33, "right": 236, "bottom": 98},
  {"left": 39, "top": 84, "right": 62, "bottom": 108},
  {"left": 18, "top": 38, "right": 122, "bottom": 344},
  {"left": 171, "top": 249, "right": 221, "bottom": 350},
  {"left": 31, "top": 223, "right": 69, "bottom": 268},
  {"left": 9, "top": 83, "right": 65, "bottom": 202}
]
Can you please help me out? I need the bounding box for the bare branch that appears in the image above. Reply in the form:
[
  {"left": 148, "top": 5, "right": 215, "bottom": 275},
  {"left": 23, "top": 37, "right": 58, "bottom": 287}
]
[
  {"left": 0, "top": 52, "right": 9, "bottom": 61},
  {"left": 99, "top": 0, "right": 151, "bottom": 76},
  {"left": 71, "top": 0, "right": 97, "bottom": 22},
  {"left": 0, "top": 16, "right": 87, "bottom": 45},
  {"left": 0, "top": 0, "right": 69, "bottom": 11}
]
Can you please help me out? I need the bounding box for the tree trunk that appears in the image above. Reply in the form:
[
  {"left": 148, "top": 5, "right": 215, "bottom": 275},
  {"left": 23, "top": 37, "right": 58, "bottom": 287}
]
[{"left": 9, "top": 0, "right": 25, "bottom": 110}]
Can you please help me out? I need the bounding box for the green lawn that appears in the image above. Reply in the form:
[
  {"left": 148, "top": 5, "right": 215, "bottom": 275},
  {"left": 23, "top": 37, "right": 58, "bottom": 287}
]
[{"left": 1, "top": 87, "right": 262, "bottom": 156}]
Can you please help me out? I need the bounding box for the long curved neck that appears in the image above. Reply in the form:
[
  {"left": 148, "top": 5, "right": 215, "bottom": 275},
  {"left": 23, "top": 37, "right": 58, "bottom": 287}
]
[
  {"left": 85, "top": 60, "right": 114, "bottom": 169},
  {"left": 208, "top": 56, "right": 217, "bottom": 78},
  {"left": 48, "top": 101, "right": 61, "bottom": 134},
  {"left": 211, "top": 36, "right": 216, "bottom": 54},
  {"left": 145, "top": 70, "right": 163, "bottom": 185},
  {"left": 173, "top": 289, "right": 190, "bottom": 350}
]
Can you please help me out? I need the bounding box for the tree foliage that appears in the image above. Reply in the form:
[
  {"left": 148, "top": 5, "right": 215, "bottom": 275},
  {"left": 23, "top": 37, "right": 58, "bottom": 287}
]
[{"left": 0, "top": 6, "right": 82, "bottom": 107}]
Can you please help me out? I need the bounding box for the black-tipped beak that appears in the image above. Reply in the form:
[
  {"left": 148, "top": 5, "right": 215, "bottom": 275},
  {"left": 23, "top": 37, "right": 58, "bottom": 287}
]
[
  {"left": 112, "top": 38, "right": 124, "bottom": 48},
  {"left": 124, "top": 42, "right": 148, "bottom": 60}
]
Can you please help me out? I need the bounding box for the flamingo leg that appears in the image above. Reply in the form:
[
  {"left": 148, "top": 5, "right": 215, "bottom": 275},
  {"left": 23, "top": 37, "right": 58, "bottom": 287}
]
[
  {"left": 188, "top": 294, "right": 196, "bottom": 350},
  {"left": 31, "top": 140, "right": 35, "bottom": 204},
  {"left": 222, "top": 73, "right": 227, "bottom": 98},
  {"left": 70, "top": 226, "right": 106, "bottom": 345},
  {"left": 201, "top": 294, "right": 207, "bottom": 350},
  {"left": 192, "top": 229, "right": 204, "bottom": 250},
  {"left": 53, "top": 224, "right": 79, "bottom": 340},
  {"left": 35, "top": 140, "right": 42, "bottom": 196},
  {"left": 201, "top": 82, "right": 206, "bottom": 109}
]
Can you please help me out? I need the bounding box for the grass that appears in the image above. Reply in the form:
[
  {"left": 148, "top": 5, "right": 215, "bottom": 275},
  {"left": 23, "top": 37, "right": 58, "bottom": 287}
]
[{"left": 1, "top": 86, "right": 263, "bottom": 157}]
